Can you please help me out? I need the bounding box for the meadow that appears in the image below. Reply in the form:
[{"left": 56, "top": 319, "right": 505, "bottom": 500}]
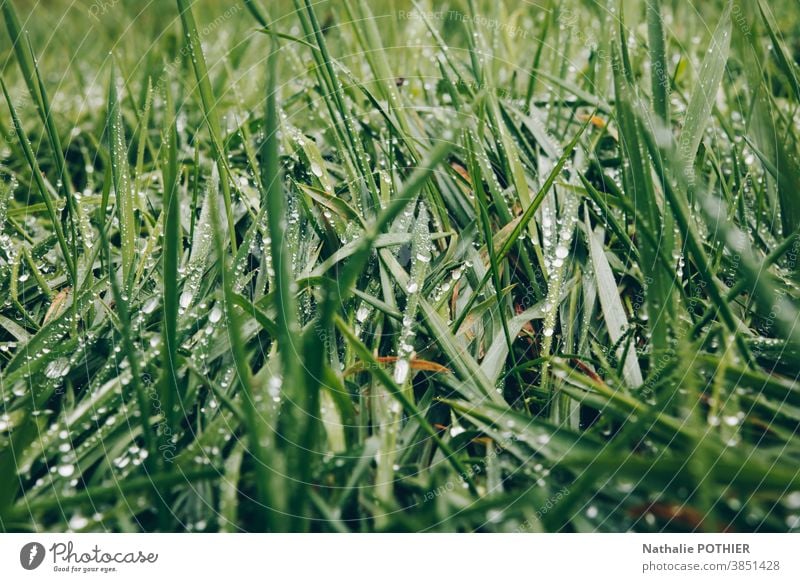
[{"left": 0, "top": 0, "right": 799, "bottom": 532}]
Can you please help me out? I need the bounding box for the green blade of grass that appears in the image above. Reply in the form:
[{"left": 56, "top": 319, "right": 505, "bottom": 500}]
[
  {"left": 161, "top": 88, "right": 181, "bottom": 430},
  {"left": 107, "top": 65, "right": 136, "bottom": 287},
  {"left": 260, "top": 36, "right": 308, "bottom": 530},
  {"left": 757, "top": 0, "right": 800, "bottom": 103},
  {"left": 586, "top": 212, "right": 643, "bottom": 388},
  {"left": 611, "top": 38, "right": 673, "bottom": 356},
  {"left": 677, "top": 1, "right": 732, "bottom": 170},
  {"left": 207, "top": 166, "right": 275, "bottom": 531},
  {"left": 646, "top": 0, "right": 670, "bottom": 123},
  {"left": 176, "top": 0, "right": 237, "bottom": 251}
]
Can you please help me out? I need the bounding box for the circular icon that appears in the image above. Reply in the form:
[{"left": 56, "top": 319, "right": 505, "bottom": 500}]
[{"left": 19, "top": 542, "right": 46, "bottom": 570}]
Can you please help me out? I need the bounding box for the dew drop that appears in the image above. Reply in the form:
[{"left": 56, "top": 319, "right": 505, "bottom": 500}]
[
  {"left": 45, "top": 358, "right": 70, "bottom": 379},
  {"left": 58, "top": 464, "right": 75, "bottom": 477},
  {"left": 394, "top": 359, "right": 410, "bottom": 384},
  {"left": 209, "top": 306, "right": 223, "bottom": 324}
]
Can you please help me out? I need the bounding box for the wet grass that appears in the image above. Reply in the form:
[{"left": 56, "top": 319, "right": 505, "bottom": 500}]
[{"left": 0, "top": 0, "right": 799, "bottom": 532}]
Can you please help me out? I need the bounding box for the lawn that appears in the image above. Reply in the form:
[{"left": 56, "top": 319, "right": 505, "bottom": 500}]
[{"left": 0, "top": 0, "right": 799, "bottom": 532}]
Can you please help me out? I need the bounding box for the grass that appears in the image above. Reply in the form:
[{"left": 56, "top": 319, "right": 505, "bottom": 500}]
[{"left": 0, "top": 0, "right": 799, "bottom": 532}]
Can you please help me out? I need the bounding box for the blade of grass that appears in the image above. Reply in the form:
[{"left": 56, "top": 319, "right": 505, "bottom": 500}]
[
  {"left": 646, "top": 0, "right": 670, "bottom": 123},
  {"left": 176, "top": 0, "right": 237, "bottom": 251},
  {"left": 260, "top": 36, "right": 308, "bottom": 530},
  {"left": 678, "top": 1, "right": 732, "bottom": 171},
  {"left": 107, "top": 64, "right": 136, "bottom": 287},
  {"left": 161, "top": 88, "right": 181, "bottom": 430}
]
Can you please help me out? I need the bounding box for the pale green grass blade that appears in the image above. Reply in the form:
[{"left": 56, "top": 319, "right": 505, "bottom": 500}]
[
  {"left": 176, "top": 0, "right": 236, "bottom": 250},
  {"left": 678, "top": 1, "right": 732, "bottom": 169},
  {"left": 107, "top": 65, "right": 136, "bottom": 286}
]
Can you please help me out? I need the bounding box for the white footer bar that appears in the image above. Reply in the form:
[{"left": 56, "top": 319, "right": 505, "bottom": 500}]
[{"left": 1, "top": 534, "right": 797, "bottom": 581}]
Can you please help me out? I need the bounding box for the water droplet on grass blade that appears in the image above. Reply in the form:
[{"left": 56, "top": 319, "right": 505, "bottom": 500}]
[
  {"left": 58, "top": 464, "right": 75, "bottom": 477},
  {"left": 394, "top": 359, "right": 410, "bottom": 384},
  {"left": 179, "top": 291, "right": 193, "bottom": 309},
  {"left": 45, "top": 358, "right": 70, "bottom": 379},
  {"left": 209, "top": 306, "right": 223, "bottom": 323}
]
